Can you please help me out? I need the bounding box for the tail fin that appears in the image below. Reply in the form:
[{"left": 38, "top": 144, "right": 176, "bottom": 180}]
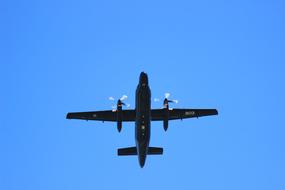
[
  {"left": 118, "top": 147, "right": 137, "bottom": 156},
  {"left": 148, "top": 147, "right": 163, "bottom": 155}
]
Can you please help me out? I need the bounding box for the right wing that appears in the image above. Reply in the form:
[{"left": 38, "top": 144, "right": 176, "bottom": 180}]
[
  {"left": 151, "top": 108, "right": 218, "bottom": 121},
  {"left": 66, "top": 110, "right": 136, "bottom": 122}
]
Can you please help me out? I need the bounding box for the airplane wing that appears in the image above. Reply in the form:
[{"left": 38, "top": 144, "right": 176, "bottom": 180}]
[
  {"left": 66, "top": 110, "right": 136, "bottom": 122},
  {"left": 151, "top": 109, "right": 218, "bottom": 121}
]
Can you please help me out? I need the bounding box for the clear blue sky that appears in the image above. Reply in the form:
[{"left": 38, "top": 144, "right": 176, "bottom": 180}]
[{"left": 1, "top": 0, "right": 285, "bottom": 189}]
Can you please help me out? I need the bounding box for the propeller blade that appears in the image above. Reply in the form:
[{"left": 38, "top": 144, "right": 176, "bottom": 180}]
[
  {"left": 154, "top": 98, "right": 160, "bottom": 102},
  {"left": 172, "top": 100, "right": 179, "bottom": 104},
  {"left": 167, "top": 99, "right": 178, "bottom": 104},
  {"left": 120, "top": 95, "right": 128, "bottom": 101},
  {"left": 165, "top": 92, "right": 171, "bottom": 99}
]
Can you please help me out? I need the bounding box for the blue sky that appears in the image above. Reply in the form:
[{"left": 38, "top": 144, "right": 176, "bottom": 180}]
[{"left": 1, "top": 0, "right": 285, "bottom": 189}]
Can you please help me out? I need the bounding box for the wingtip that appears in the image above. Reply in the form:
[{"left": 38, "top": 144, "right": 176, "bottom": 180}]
[
  {"left": 215, "top": 109, "right": 219, "bottom": 115},
  {"left": 66, "top": 113, "right": 71, "bottom": 119}
]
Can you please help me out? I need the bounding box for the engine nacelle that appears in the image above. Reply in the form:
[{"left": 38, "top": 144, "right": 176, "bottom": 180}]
[
  {"left": 163, "top": 118, "right": 169, "bottom": 131},
  {"left": 117, "top": 100, "right": 123, "bottom": 132},
  {"left": 117, "top": 120, "right": 122, "bottom": 132},
  {"left": 163, "top": 98, "right": 169, "bottom": 131}
]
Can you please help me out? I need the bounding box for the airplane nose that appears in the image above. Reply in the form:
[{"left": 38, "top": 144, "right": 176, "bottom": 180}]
[
  {"left": 140, "top": 72, "right": 147, "bottom": 79},
  {"left": 139, "top": 72, "right": 148, "bottom": 85}
]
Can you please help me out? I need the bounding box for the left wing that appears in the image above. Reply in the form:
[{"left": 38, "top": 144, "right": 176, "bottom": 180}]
[
  {"left": 66, "top": 110, "right": 136, "bottom": 122},
  {"left": 151, "top": 109, "right": 218, "bottom": 121}
]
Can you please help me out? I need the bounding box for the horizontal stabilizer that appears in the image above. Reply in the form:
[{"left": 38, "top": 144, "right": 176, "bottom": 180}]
[
  {"left": 148, "top": 147, "right": 163, "bottom": 155},
  {"left": 118, "top": 147, "right": 137, "bottom": 156}
]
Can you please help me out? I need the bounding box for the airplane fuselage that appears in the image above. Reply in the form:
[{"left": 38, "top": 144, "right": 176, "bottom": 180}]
[{"left": 135, "top": 72, "right": 151, "bottom": 167}]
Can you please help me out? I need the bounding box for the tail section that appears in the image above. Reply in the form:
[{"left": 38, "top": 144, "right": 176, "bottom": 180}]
[
  {"left": 118, "top": 147, "right": 137, "bottom": 156},
  {"left": 117, "top": 146, "right": 163, "bottom": 156},
  {"left": 148, "top": 147, "right": 163, "bottom": 155}
]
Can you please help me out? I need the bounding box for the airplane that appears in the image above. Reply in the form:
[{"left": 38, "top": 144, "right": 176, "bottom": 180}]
[{"left": 66, "top": 72, "right": 218, "bottom": 168}]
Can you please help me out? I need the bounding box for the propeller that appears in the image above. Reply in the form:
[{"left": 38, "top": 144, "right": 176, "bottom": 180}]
[
  {"left": 165, "top": 92, "right": 171, "bottom": 99},
  {"left": 154, "top": 92, "right": 179, "bottom": 104},
  {"left": 109, "top": 95, "right": 130, "bottom": 110},
  {"left": 120, "top": 95, "right": 128, "bottom": 101}
]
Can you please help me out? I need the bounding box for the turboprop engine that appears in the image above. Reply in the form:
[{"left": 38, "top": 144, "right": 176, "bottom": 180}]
[
  {"left": 109, "top": 95, "right": 129, "bottom": 133},
  {"left": 117, "top": 99, "right": 123, "bottom": 132},
  {"left": 163, "top": 98, "right": 169, "bottom": 131}
]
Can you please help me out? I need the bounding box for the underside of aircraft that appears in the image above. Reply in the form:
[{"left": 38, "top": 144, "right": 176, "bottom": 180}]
[{"left": 66, "top": 72, "right": 218, "bottom": 167}]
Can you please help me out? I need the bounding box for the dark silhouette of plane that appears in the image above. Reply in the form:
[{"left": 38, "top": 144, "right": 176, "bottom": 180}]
[{"left": 66, "top": 72, "right": 218, "bottom": 168}]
